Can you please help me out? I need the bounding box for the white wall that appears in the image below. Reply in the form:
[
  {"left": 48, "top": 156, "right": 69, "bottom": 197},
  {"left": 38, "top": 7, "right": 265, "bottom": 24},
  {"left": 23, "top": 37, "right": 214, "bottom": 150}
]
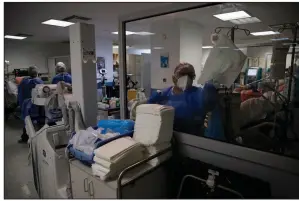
[
  {"left": 246, "top": 45, "right": 299, "bottom": 69},
  {"left": 113, "top": 47, "right": 151, "bottom": 55},
  {"left": 150, "top": 20, "right": 181, "bottom": 89},
  {"left": 4, "top": 40, "right": 70, "bottom": 74},
  {"left": 247, "top": 46, "right": 272, "bottom": 60},
  {"left": 96, "top": 38, "right": 113, "bottom": 82},
  {"left": 179, "top": 20, "right": 202, "bottom": 82},
  {"left": 150, "top": 19, "right": 203, "bottom": 89}
]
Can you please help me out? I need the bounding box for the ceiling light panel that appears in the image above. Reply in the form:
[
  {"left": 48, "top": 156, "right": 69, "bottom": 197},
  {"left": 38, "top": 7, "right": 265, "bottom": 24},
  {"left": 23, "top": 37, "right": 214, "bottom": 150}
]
[
  {"left": 230, "top": 17, "right": 261, "bottom": 25},
  {"left": 42, "top": 19, "right": 74, "bottom": 27},
  {"left": 135, "top": 32, "right": 155, "bottom": 36},
  {"left": 214, "top": 11, "right": 251, "bottom": 21},
  {"left": 202, "top": 46, "right": 213, "bottom": 49},
  {"left": 113, "top": 45, "right": 130, "bottom": 48},
  {"left": 5, "top": 35, "right": 27, "bottom": 40},
  {"left": 251, "top": 31, "right": 280, "bottom": 36},
  {"left": 112, "top": 31, "right": 135, "bottom": 35}
]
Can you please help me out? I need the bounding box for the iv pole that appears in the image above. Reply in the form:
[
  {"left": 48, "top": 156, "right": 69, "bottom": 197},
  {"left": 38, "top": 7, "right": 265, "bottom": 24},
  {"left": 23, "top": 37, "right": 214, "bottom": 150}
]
[
  {"left": 213, "top": 25, "right": 250, "bottom": 142},
  {"left": 269, "top": 22, "right": 299, "bottom": 143},
  {"left": 214, "top": 25, "right": 251, "bottom": 43}
]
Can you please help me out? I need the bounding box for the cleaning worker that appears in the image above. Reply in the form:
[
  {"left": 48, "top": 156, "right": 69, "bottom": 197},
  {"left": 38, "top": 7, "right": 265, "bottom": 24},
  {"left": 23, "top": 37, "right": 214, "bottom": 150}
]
[
  {"left": 17, "top": 66, "right": 44, "bottom": 143},
  {"left": 148, "top": 62, "right": 225, "bottom": 140},
  {"left": 52, "top": 62, "right": 72, "bottom": 84}
]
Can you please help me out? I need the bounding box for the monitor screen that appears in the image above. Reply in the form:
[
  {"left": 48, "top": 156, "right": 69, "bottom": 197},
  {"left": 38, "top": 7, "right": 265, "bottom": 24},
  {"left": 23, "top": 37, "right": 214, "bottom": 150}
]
[{"left": 247, "top": 69, "right": 258, "bottom": 76}]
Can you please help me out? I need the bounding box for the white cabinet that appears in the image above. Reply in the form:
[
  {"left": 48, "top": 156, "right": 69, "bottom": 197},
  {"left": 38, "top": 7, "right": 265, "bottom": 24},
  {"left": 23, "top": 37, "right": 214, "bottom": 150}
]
[
  {"left": 70, "top": 160, "right": 116, "bottom": 199},
  {"left": 69, "top": 159, "right": 168, "bottom": 199},
  {"left": 70, "top": 163, "right": 90, "bottom": 198},
  {"left": 87, "top": 176, "right": 116, "bottom": 198}
]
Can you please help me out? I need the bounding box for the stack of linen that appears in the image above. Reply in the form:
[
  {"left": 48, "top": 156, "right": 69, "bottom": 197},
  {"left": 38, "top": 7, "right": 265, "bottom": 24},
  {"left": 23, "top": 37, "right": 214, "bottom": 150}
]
[
  {"left": 92, "top": 137, "right": 145, "bottom": 181},
  {"left": 133, "top": 104, "right": 175, "bottom": 166}
]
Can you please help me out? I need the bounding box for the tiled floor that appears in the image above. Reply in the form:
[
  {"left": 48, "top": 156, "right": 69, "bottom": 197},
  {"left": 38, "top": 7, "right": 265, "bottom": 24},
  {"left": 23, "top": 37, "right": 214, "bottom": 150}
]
[{"left": 4, "top": 118, "right": 39, "bottom": 199}]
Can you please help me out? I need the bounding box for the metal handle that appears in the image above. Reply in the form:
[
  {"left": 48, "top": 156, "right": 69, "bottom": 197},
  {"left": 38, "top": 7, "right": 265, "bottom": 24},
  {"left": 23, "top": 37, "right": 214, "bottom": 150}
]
[
  {"left": 117, "top": 147, "right": 171, "bottom": 198},
  {"left": 83, "top": 178, "right": 88, "bottom": 192},
  {"left": 88, "top": 181, "right": 94, "bottom": 198}
]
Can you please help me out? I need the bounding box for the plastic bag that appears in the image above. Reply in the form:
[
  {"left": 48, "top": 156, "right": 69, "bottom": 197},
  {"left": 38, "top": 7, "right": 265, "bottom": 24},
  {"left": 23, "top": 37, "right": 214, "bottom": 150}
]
[
  {"left": 44, "top": 93, "right": 62, "bottom": 122},
  {"left": 97, "top": 119, "right": 135, "bottom": 134},
  {"left": 197, "top": 34, "right": 247, "bottom": 88},
  {"left": 69, "top": 128, "right": 98, "bottom": 155}
]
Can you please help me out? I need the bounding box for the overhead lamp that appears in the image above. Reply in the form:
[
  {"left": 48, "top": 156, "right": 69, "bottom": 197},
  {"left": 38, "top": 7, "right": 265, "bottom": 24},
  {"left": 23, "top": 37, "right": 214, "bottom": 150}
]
[
  {"left": 113, "top": 45, "right": 130, "bottom": 48},
  {"left": 202, "top": 46, "right": 213, "bottom": 49},
  {"left": 112, "top": 31, "right": 135, "bottom": 35},
  {"left": 42, "top": 19, "right": 74, "bottom": 27},
  {"left": 230, "top": 17, "right": 261, "bottom": 25},
  {"left": 271, "top": 38, "right": 289, "bottom": 41},
  {"left": 5, "top": 35, "right": 27, "bottom": 40},
  {"left": 153, "top": 47, "right": 164, "bottom": 49},
  {"left": 251, "top": 31, "right": 280, "bottom": 36},
  {"left": 135, "top": 32, "right": 155, "bottom": 36},
  {"left": 214, "top": 11, "right": 251, "bottom": 21},
  {"left": 141, "top": 49, "right": 151, "bottom": 54}
]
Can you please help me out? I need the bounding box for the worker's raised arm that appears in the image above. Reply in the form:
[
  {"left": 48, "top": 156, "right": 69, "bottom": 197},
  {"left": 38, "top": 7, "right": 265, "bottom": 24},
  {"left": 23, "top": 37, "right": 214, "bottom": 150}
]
[{"left": 147, "top": 87, "right": 172, "bottom": 104}]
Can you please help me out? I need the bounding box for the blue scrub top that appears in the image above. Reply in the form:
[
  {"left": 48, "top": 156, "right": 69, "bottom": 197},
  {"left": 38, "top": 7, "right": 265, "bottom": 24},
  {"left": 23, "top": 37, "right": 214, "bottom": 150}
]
[
  {"left": 147, "top": 84, "right": 225, "bottom": 141},
  {"left": 52, "top": 73, "right": 72, "bottom": 84}
]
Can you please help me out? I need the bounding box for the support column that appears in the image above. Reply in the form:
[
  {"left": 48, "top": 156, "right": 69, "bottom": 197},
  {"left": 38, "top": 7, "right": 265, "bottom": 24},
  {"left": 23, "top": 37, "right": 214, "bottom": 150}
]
[{"left": 70, "top": 23, "right": 97, "bottom": 127}]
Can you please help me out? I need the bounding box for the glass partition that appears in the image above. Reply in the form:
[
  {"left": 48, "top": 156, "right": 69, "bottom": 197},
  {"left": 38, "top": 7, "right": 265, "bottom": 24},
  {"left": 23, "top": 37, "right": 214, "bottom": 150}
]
[{"left": 123, "top": 2, "right": 299, "bottom": 159}]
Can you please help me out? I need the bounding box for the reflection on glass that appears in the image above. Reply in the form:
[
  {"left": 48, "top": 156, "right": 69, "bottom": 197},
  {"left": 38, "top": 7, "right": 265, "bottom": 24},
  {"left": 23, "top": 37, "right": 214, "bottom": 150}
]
[{"left": 124, "top": 2, "right": 299, "bottom": 159}]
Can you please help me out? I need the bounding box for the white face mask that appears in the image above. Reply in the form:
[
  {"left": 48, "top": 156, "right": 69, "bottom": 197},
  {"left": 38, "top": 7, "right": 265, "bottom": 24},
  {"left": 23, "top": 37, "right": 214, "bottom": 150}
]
[{"left": 177, "top": 75, "right": 192, "bottom": 91}]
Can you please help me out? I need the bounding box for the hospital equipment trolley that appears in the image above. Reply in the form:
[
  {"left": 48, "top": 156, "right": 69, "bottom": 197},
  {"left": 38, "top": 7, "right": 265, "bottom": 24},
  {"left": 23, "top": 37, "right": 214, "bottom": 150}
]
[{"left": 69, "top": 147, "right": 171, "bottom": 199}]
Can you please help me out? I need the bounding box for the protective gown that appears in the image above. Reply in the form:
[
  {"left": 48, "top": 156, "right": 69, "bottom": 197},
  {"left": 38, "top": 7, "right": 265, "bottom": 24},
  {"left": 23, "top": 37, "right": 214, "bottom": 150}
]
[
  {"left": 52, "top": 73, "right": 72, "bottom": 84},
  {"left": 147, "top": 83, "right": 225, "bottom": 140}
]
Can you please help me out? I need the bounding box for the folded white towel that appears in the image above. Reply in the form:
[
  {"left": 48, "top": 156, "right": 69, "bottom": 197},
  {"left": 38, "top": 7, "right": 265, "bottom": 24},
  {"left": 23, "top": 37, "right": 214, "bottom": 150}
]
[
  {"left": 93, "top": 156, "right": 113, "bottom": 169},
  {"left": 94, "top": 137, "right": 143, "bottom": 162},
  {"left": 133, "top": 104, "right": 175, "bottom": 146},
  {"left": 91, "top": 164, "right": 111, "bottom": 181},
  {"left": 93, "top": 148, "right": 146, "bottom": 178},
  {"left": 146, "top": 143, "right": 172, "bottom": 166},
  {"left": 91, "top": 163, "right": 110, "bottom": 174}
]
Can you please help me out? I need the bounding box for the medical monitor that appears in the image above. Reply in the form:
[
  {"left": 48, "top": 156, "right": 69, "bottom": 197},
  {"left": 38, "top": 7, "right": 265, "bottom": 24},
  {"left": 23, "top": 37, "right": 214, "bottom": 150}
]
[{"left": 247, "top": 69, "right": 258, "bottom": 76}]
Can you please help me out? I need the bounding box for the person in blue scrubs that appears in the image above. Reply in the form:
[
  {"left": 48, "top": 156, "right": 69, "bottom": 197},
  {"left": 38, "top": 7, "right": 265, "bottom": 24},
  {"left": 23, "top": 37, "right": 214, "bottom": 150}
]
[
  {"left": 147, "top": 62, "right": 225, "bottom": 140},
  {"left": 17, "top": 66, "right": 44, "bottom": 143},
  {"left": 52, "top": 62, "right": 72, "bottom": 84}
]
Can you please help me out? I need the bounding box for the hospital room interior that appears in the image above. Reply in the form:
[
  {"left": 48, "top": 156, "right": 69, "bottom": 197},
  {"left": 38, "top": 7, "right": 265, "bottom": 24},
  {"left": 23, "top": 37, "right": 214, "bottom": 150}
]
[{"left": 4, "top": 2, "right": 299, "bottom": 199}]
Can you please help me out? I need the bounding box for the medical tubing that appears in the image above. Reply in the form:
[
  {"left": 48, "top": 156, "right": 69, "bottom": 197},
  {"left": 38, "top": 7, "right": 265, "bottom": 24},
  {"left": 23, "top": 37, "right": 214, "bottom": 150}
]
[{"left": 177, "top": 174, "right": 244, "bottom": 198}]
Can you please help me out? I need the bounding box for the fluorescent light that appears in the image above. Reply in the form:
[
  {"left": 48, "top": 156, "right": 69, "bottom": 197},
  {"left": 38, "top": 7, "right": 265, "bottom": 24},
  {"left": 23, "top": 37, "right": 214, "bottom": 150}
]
[
  {"left": 141, "top": 49, "right": 151, "bottom": 54},
  {"left": 230, "top": 17, "right": 261, "bottom": 25},
  {"left": 112, "top": 31, "right": 135, "bottom": 35},
  {"left": 135, "top": 32, "right": 155, "bottom": 36},
  {"left": 113, "top": 45, "right": 130, "bottom": 48},
  {"left": 271, "top": 38, "right": 289, "bottom": 41},
  {"left": 42, "top": 19, "right": 74, "bottom": 27},
  {"left": 202, "top": 46, "right": 213, "bottom": 49},
  {"left": 153, "top": 47, "right": 164, "bottom": 49},
  {"left": 214, "top": 11, "right": 251, "bottom": 21},
  {"left": 251, "top": 31, "right": 280, "bottom": 36},
  {"left": 5, "top": 35, "right": 27, "bottom": 40}
]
